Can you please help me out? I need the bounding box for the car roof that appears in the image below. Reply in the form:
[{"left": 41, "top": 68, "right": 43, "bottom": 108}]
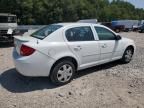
[{"left": 55, "top": 22, "right": 104, "bottom": 27}]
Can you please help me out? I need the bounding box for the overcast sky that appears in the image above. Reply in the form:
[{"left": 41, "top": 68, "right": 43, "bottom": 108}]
[{"left": 110, "top": 0, "right": 144, "bottom": 9}]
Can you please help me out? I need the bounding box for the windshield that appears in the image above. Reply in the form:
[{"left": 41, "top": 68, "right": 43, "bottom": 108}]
[
  {"left": 31, "top": 24, "right": 63, "bottom": 39},
  {"left": 0, "top": 16, "right": 16, "bottom": 23},
  {"left": 0, "top": 16, "right": 8, "bottom": 23}
]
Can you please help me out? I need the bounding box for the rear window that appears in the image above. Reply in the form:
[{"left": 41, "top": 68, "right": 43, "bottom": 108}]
[{"left": 31, "top": 24, "right": 63, "bottom": 39}]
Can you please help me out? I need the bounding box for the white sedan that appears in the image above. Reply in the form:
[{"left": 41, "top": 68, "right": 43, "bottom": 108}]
[{"left": 13, "top": 23, "right": 136, "bottom": 85}]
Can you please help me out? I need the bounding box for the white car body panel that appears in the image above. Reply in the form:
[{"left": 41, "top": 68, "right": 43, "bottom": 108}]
[
  {"left": 13, "top": 48, "right": 55, "bottom": 76},
  {"left": 13, "top": 23, "right": 136, "bottom": 77}
]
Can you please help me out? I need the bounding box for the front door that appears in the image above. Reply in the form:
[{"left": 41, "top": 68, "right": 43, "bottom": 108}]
[{"left": 94, "top": 26, "right": 121, "bottom": 63}]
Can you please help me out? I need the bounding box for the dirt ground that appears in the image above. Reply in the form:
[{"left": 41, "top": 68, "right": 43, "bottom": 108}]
[{"left": 0, "top": 32, "right": 144, "bottom": 108}]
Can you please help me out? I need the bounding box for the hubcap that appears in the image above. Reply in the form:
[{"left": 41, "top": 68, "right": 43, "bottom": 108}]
[
  {"left": 125, "top": 49, "right": 133, "bottom": 62},
  {"left": 57, "top": 64, "right": 73, "bottom": 82}
]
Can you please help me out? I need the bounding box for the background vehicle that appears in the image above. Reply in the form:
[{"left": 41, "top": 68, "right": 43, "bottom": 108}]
[
  {"left": 101, "top": 22, "right": 124, "bottom": 33},
  {"left": 138, "top": 24, "right": 144, "bottom": 33},
  {"left": 112, "top": 20, "right": 139, "bottom": 32},
  {"left": 0, "top": 13, "right": 18, "bottom": 43},
  {"left": 13, "top": 23, "right": 136, "bottom": 85},
  {"left": 133, "top": 20, "right": 144, "bottom": 31}
]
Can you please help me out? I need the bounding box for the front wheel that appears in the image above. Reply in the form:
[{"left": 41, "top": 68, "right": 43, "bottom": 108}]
[
  {"left": 50, "top": 60, "right": 75, "bottom": 85},
  {"left": 121, "top": 47, "right": 134, "bottom": 63}
]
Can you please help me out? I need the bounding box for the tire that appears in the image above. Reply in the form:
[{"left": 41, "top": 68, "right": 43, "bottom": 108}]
[
  {"left": 50, "top": 60, "right": 75, "bottom": 85},
  {"left": 121, "top": 47, "right": 134, "bottom": 63},
  {"left": 139, "top": 30, "right": 144, "bottom": 33},
  {"left": 139, "top": 30, "right": 142, "bottom": 33}
]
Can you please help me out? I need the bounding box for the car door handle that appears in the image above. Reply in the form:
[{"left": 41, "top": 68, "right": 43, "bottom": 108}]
[
  {"left": 101, "top": 44, "right": 107, "bottom": 48},
  {"left": 74, "top": 46, "right": 82, "bottom": 51}
]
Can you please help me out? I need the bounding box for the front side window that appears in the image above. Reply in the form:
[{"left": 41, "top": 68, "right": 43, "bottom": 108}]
[
  {"left": 31, "top": 24, "right": 63, "bottom": 39},
  {"left": 65, "top": 26, "right": 94, "bottom": 41},
  {"left": 95, "top": 27, "right": 116, "bottom": 40}
]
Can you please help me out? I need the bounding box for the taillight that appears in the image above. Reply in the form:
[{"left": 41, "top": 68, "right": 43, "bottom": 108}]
[{"left": 20, "top": 44, "right": 35, "bottom": 56}]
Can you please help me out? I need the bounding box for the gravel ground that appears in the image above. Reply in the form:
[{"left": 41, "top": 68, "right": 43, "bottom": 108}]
[{"left": 0, "top": 32, "right": 144, "bottom": 108}]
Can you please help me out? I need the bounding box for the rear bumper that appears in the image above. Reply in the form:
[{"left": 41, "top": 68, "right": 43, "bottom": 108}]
[{"left": 13, "top": 48, "right": 55, "bottom": 77}]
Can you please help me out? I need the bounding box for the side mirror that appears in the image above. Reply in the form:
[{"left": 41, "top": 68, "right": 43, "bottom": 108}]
[{"left": 115, "top": 35, "right": 122, "bottom": 40}]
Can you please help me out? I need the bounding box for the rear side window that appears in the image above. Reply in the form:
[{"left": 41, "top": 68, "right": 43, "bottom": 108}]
[
  {"left": 95, "top": 27, "right": 116, "bottom": 40},
  {"left": 65, "top": 26, "right": 94, "bottom": 42}
]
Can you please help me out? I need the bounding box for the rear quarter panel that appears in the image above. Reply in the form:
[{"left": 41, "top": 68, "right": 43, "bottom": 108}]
[{"left": 28, "top": 41, "right": 80, "bottom": 68}]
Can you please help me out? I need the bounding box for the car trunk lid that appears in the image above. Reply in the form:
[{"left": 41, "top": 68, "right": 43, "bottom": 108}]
[{"left": 14, "top": 36, "right": 37, "bottom": 55}]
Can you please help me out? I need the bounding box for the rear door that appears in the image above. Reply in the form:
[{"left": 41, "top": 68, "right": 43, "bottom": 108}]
[{"left": 64, "top": 25, "right": 100, "bottom": 68}]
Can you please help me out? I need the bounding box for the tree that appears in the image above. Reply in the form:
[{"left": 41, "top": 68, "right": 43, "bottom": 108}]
[{"left": 0, "top": 0, "right": 143, "bottom": 24}]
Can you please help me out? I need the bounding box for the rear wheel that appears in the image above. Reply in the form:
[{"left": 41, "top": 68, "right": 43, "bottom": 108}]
[
  {"left": 50, "top": 60, "right": 75, "bottom": 85},
  {"left": 121, "top": 47, "right": 134, "bottom": 63},
  {"left": 139, "top": 29, "right": 144, "bottom": 33}
]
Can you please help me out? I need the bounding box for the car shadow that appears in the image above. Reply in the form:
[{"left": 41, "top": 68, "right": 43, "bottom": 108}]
[
  {"left": 0, "top": 68, "right": 57, "bottom": 93},
  {"left": 0, "top": 60, "right": 123, "bottom": 93},
  {"left": 75, "top": 60, "right": 123, "bottom": 78}
]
